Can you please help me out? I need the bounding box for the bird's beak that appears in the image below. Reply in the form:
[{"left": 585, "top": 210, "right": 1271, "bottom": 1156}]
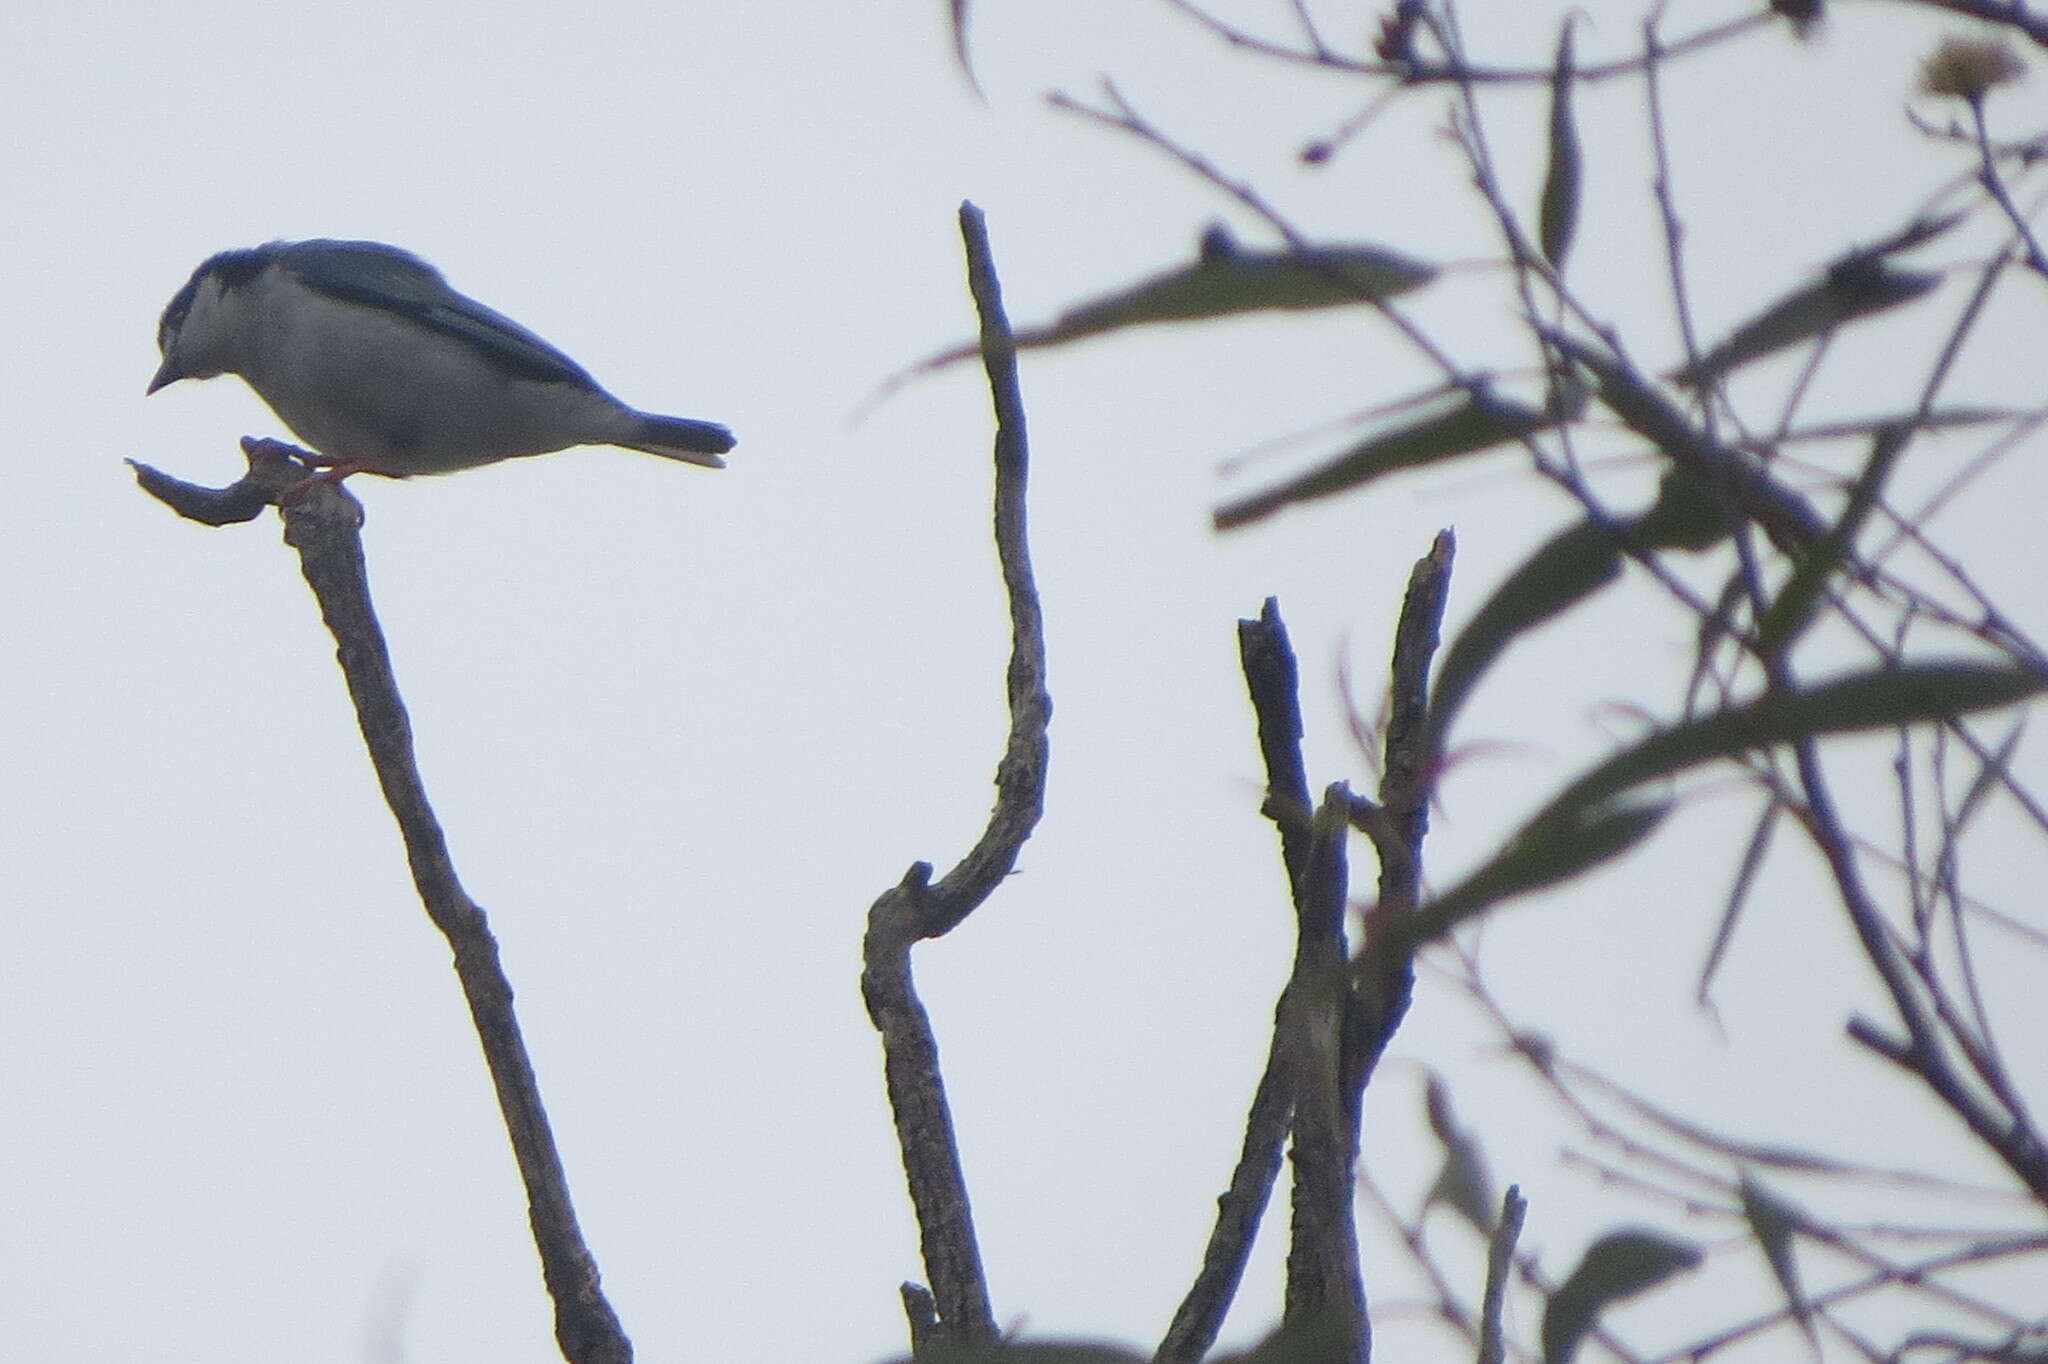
[{"left": 145, "top": 354, "right": 182, "bottom": 395}]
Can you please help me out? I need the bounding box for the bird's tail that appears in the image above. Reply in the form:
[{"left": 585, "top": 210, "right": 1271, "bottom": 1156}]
[{"left": 627, "top": 413, "right": 736, "bottom": 469}]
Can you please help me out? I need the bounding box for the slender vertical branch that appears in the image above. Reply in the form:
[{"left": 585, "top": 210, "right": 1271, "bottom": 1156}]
[
  {"left": 280, "top": 484, "right": 632, "bottom": 1364},
  {"left": 1345, "top": 535, "right": 1456, "bottom": 1125},
  {"left": 1162, "top": 541, "right": 1454, "bottom": 1364},
  {"left": 861, "top": 200, "right": 1051, "bottom": 1348},
  {"left": 135, "top": 439, "right": 632, "bottom": 1364},
  {"left": 1156, "top": 600, "right": 1315, "bottom": 1364},
  {"left": 1282, "top": 786, "right": 1368, "bottom": 1363}
]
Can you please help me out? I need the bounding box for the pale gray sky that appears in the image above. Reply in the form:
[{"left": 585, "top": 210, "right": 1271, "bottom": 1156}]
[{"left": 2, "top": 1, "right": 2043, "bottom": 1361}]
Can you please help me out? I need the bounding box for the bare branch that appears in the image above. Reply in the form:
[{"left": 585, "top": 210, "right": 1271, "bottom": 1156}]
[
  {"left": 860, "top": 201, "right": 1051, "bottom": 1348},
  {"left": 134, "top": 447, "right": 633, "bottom": 1364},
  {"left": 1475, "top": 1186, "right": 1528, "bottom": 1364},
  {"left": 1342, "top": 532, "right": 1456, "bottom": 1143},
  {"left": 1154, "top": 601, "right": 1314, "bottom": 1364},
  {"left": 1283, "top": 786, "right": 1367, "bottom": 1361},
  {"left": 1968, "top": 99, "right": 2048, "bottom": 284},
  {"left": 129, "top": 437, "right": 321, "bottom": 525},
  {"left": 1367, "top": 530, "right": 1455, "bottom": 918}
]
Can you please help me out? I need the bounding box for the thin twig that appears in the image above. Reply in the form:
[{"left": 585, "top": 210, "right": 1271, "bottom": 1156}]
[
  {"left": 1159, "top": 0, "right": 1773, "bottom": 82},
  {"left": 860, "top": 201, "right": 1051, "bottom": 1348},
  {"left": 1648, "top": 1235, "right": 2048, "bottom": 1363},
  {"left": 1355, "top": 1168, "right": 1479, "bottom": 1346},
  {"left": 1475, "top": 1186, "right": 1528, "bottom": 1364}
]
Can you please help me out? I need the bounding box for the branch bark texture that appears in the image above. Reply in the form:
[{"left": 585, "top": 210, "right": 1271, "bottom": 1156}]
[
  {"left": 1161, "top": 539, "right": 1454, "bottom": 1364},
  {"left": 137, "top": 444, "right": 631, "bottom": 1364},
  {"left": 1156, "top": 600, "right": 1316, "bottom": 1364},
  {"left": 861, "top": 200, "right": 1051, "bottom": 1349}
]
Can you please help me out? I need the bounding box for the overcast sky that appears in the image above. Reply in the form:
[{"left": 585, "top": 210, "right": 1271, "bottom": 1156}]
[{"left": 2, "top": 1, "right": 2043, "bottom": 1361}]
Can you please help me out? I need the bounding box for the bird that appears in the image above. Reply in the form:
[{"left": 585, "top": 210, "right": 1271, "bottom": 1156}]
[{"left": 148, "top": 239, "right": 735, "bottom": 479}]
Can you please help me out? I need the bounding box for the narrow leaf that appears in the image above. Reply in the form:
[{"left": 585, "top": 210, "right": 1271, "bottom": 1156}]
[
  {"left": 1673, "top": 257, "right": 1940, "bottom": 388},
  {"left": 1772, "top": 0, "right": 1825, "bottom": 36},
  {"left": 1426, "top": 521, "right": 1625, "bottom": 751},
  {"left": 1408, "top": 796, "right": 1671, "bottom": 940},
  {"left": 1541, "top": 1229, "right": 1703, "bottom": 1364},
  {"left": 1422, "top": 1074, "right": 1496, "bottom": 1232},
  {"left": 1548, "top": 331, "right": 1831, "bottom": 552},
  {"left": 1539, "top": 20, "right": 1582, "bottom": 271},
  {"left": 949, "top": 0, "right": 981, "bottom": 95},
  {"left": 875, "top": 235, "right": 1438, "bottom": 406},
  {"left": 1428, "top": 462, "right": 1768, "bottom": 757},
  {"left": 1556, "top": 660, "right": 2045, "bottom": 815},
  {"left": 1409, "top": 661, "right": 2041, "bottom": 946},
  {"left": 1755, "top": 425, "right": 1907, "bottom": 658},
  {"left": 1695, "top": 796, "right": 1783, "bottom": 1007},
  {"left": 1863, "top": 209, "right": 1969, "bottom": 258},
  {"left": 1739, "top": 1171, "right": 1814, "bottom": 1342},
  {"left": 1667, "top": 212, "right": 1961, "bottom": 392},
  {"left": 1215, "top": 388, "right": 1548, "bottom": 531},
  {"left": 1763, "top": 404, "right": 2025, "bottom": 448},
  {"left": 1037, "top": 239, "right": 1437, "bottom": 342},
  {"left": 913, "top": 238, "right": 1436, "bottom": 378}
]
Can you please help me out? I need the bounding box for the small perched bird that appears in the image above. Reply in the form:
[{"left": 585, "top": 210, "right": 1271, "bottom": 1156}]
[{"left": 148, "top": 239, "right": 735, "bottom": 479}]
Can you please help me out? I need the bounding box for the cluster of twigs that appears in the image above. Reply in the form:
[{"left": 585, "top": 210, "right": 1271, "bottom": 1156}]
[{"left": 918, "top": 0, "right": 2048, "bottom": 1360}]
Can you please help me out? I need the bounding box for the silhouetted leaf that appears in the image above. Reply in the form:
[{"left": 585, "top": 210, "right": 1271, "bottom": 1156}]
[
  {"left": 1408, "top": 660, "right": 2042, "bottom": 945},
  {"left": 1864, "top": 210, "right": 1969, "bottom": 258},
  {"left": 1773, "top": 0, "right": 1824, "bottom": 35},
  {"left": 868, "top": 235, "right": 1436, "bottom": 407},
  {"left": 949, "top": 0, "right": 980, "bottom": 94},
  {"left": 1556, "top": 660, "right": 2043, "bottom": 813},
  {"left": 1673, "top": 257, "right": 1940, "bottom": 388},
  {"left": 1739, "top": 1171, "right": 1814, "bottom": 1342},
  {"left": 1755, "top": 425, "right": 1906, "bottom": 658},
  {"left": 1040, "top": 238, "right": 1436, "bottom": 340},
  {"left": 1541, "top": 1229, "right": 1702, "bottom": 1364},
  {"left": 1539, "top": 20, "right": 1582, "bottom": 271},
  {"left": 1422, "top": 1074, "right": 1496, "bottom": 1232},
  {"left": 1426, "top": 521, "right": 1624, "bottom": 750},
  {"left": 1409, "top": 795, "right": 1671, "bottom": 940},
  {"left": 1214, "top": 387, "right": 1548, "bottom": 530},
  {"left": 1547, "top": 331, "right": 1831, "bottom": 552},
  {"left": 1695, "top": 797, "right": 1783, "bottom": 1006},
  {"left": 1765, "top": 404, "right": 2024, "bottom": 448},
  {"left": 1670, "top": 213, "right": 1964, "bottom": 388},
  {"left": 1427, "top": 462, "right": 1769, "bottom": 755},
  {"left": 892, "top": 236, "right": 1438, "bottom": 392}
]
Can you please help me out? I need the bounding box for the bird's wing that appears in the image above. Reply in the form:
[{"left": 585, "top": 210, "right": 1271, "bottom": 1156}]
[{"left": 275, "top": 240, "right": 596, "bottom": 386}]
